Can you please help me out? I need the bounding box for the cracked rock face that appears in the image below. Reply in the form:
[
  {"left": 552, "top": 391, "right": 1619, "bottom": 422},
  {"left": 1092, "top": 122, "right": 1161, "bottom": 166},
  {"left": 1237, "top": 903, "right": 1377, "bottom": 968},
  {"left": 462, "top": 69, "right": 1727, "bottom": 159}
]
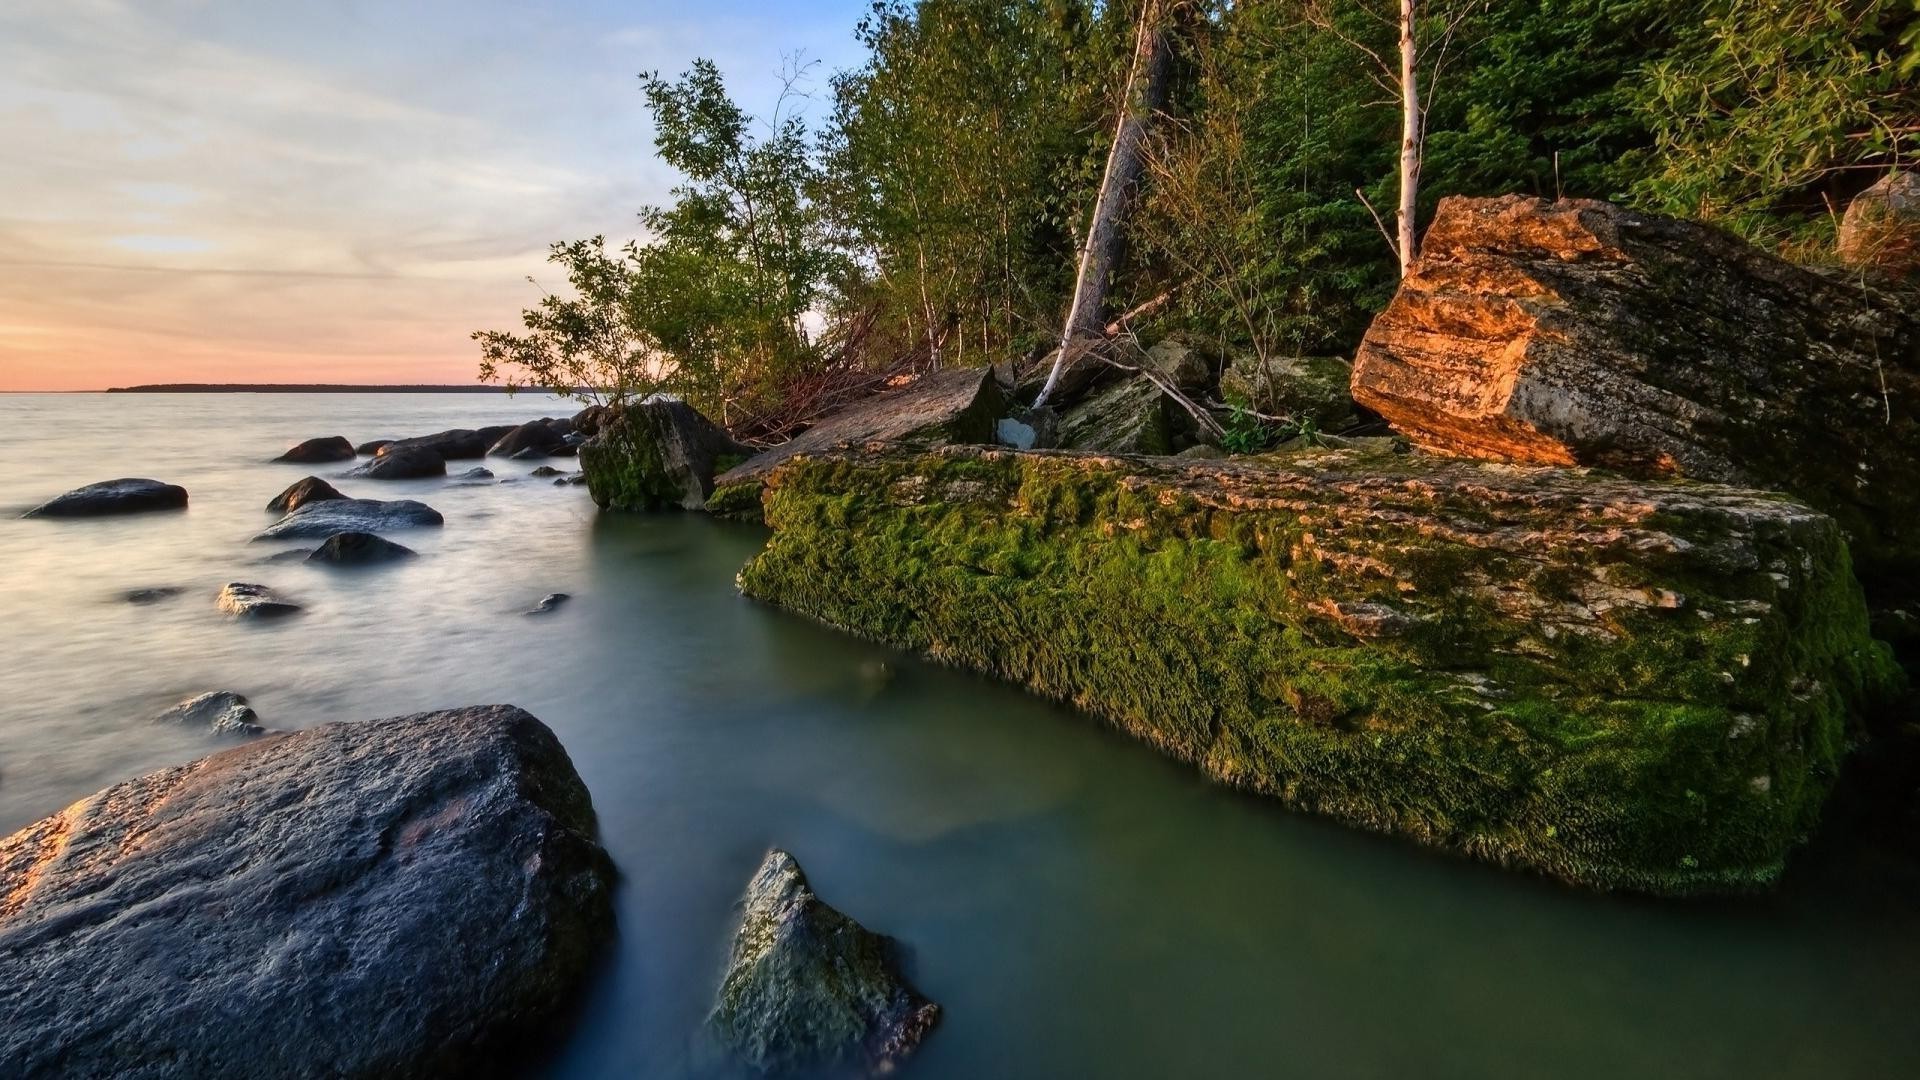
[
  {"left": 0, "top": 705, "right": 615, "bottom": 1080},
  {"left": 1351, "top": 195, "right": 1920, "bottom": 606}
]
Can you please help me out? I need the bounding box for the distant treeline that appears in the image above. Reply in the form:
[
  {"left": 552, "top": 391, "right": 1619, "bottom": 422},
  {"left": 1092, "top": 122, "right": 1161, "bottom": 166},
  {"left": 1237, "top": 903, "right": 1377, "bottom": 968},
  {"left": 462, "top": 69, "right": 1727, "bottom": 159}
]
[{"left": 105, "top": 384, "right": 538, "bottom": 394}]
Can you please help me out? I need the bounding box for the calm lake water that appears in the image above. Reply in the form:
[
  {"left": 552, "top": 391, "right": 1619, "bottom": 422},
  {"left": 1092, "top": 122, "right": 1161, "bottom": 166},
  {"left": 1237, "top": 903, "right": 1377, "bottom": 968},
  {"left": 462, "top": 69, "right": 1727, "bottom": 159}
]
[{"left": 0, "top": 392, "right": 1915, "bottom": 1079}]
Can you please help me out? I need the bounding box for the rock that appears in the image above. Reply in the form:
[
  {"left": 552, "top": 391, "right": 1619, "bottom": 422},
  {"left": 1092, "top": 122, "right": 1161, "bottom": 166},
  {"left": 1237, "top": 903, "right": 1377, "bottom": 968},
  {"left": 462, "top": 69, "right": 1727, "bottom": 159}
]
[
  {"left": 254, "top": 498, "right": 443, "bottom": 540},
  {"left": 23, "top": 478, "right": 187, "bottom": 518},
  {"left": 382, "top": 429, "right": 489, "bottom": 461},
  {"left": 710, "top": 850, "right": 939, "bottom": 1076},
  {"left": 121, "top": 586, "right": 186, "bottom": 604},
  {"left": 738, "top": 446, "right": 1904, "bottom": 895},
  {"left": 525, "top": 593, "right": 569, "bottom": 615},
  {"left": 572, "top": 404, "right": 611, "bottom": 437},
  {"left": 348, "top": 444, "right": 446, "bottom": 480},
  {"left": 451, "top": 466, "right": 495, "bottom": 483},
  {"left": 307, "top": 531, "right": 417, "bottom": 566},
  {"left": 580, "top": 397, "right": 754, "bottom": 512},
  {"left": 1838, "top": 169, "right": 1920, "bottom": 277},
  {"left": 555, "top": 472, "right": 586, "bottom": 487},
  {"left": 1220, "top": 354, "right": 1357, "bottom": 432},
  {"left": 489, "top": 420, "right": 567, "bottom": 458},
  {"left": 354, "top": 438, "right": 394, "bottom": 457},
  {"left": 273, "top": 436, "right": 354, "bottom": 464},
  {"left": 1054, "top": 374, "right": 1186, "bottom": 455},
  {"left": 544, "top": 416, "right": 576, "bottom": 437},
  {"left": 215, "top": 582, "right": 300, "bottom": 618},
  {"left": 1141, "top": 335, "right": 1212, "bottom": 390},
  {"left": 266, "top": 475, "right": 346, "bottom": 515},
  {"left": 153, "top": 691, "right": 263, "bottom": 736},
  {"left": 1351, "top": 195, "right": 1920, "bottom": 607},
  {"left": 0, "top": 705, "right": 615, "bottom": 1080},
  {"left": 529, "top": 465, "right": 563, "bottom": 478},
  {"left": 258, "top": 548, "right": 315, "bottom": 564}
]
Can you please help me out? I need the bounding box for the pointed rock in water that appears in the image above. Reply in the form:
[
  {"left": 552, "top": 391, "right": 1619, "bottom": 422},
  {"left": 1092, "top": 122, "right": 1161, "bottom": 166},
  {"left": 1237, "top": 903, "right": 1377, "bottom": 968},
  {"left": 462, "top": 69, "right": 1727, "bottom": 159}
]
[
  {"left": 266, "top": 475, "right": 346, "bottom": 514},
  {"left": 348, "top": 443, "right": 446, "bottom": 480},
  {"left": 254, "top": 497, "right": 443, "bottom": 540},
  {"left": 525, "top": 593, "right": 569, "bottom": 615},
  {"left": 530, "top": 465, "right": 563, "bottom": 478},
  {"left": 0, "top": 705, "right": 615, "bottom": 1080},
  {"left": 153, "top": 691, "right": 264, "bottom": 736},
  {"left": 710, "top": 850, "right": 939, "bottom": 1076},
  {"left": 23, "top": 478, "right": 187, "bottom": 518},
  {"left": 215, "top": 582, "right": 300, "bottom": 618},
  {"left": 272, "top": 435, "right": 354, "bottom": 464},
  {"left": 307, "top": 531, "right": 416, "bottom": 566}
]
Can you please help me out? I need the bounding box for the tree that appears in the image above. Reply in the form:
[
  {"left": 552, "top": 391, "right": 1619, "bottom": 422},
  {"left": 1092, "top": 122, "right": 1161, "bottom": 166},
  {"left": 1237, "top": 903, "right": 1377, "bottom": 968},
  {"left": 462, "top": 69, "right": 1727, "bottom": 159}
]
[{"left": 474, "top": 236, "right": 658, "bottom": 408}]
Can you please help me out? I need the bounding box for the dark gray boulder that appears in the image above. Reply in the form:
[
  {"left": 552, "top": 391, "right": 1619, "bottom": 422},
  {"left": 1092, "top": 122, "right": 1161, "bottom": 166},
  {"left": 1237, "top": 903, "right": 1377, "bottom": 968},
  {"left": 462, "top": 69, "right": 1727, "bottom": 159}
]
[
  {"left": 308, "top": 531, "right": 417, "bottom": 566},
  {"left": 273, "top": 436, "right": 355, "bottom": 464},
  {"left": 710, "top": 850, "right": 939, "bottom": 1076},
  {"left": 266, "top": 475, "right": 347, "bottom": 514},
  {"left": 489, "top": 420, "right": 566, "bottom": 458},
  {"left": 23, "top": 479, "right": 187, "bottom": 519},
  {"left": 255, "top": 498, "right": 443, "bottom": 541},
  {"left": 580, "top": 397, "right": 755, "bottom": 512},
  {"left": 355, "top": 438, "right": 394, "bottom": 457},
  {"left": 153, "top": 691, "right": 263, "bottom": 736},
  {"left": 529, "top": 466, "right": 563, "bottom": 478},
  {"left": 383, "top": 429, "right": 488, "bottom": 461},
  {"left": 0, "top": 705, "right": 615, "bottom": 1080},
  {"left": 349, "top": 444, "right": 446, "bottom": 480},
  {"left": 215, "top": 582, "right": 300, "bottom": 618},
  {"left": 453, "top": 466, "right": 495, "bottom": 482}
]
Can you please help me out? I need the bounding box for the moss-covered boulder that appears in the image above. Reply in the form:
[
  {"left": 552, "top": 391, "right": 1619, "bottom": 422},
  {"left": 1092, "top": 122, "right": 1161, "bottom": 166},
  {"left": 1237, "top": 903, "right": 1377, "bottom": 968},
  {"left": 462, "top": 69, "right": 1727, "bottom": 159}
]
[
  {"left": 1054, "top": 373, "right": 1186, "bottom": 455},
  {"left": 1220, "top": 354, "right": 1357, "bottom": 432},
  {"left": 738, "top": 446, "right": 1902, "bottom": 895},
  {"left": 579, "top": 397, "right": 752, "bottom": 512}
]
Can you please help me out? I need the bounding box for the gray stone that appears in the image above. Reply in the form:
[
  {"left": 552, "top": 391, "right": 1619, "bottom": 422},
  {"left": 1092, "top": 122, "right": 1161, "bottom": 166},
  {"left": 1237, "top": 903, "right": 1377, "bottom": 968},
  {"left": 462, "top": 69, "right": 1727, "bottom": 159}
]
[
  {"left": 273, "top": 436, "right": 354, "bottom": 464},
  {"left": 121, "top": 586, "right": 186, "bottom": 605},
  {"left": 23, "top": 479, "right": 187, "bottom": 519},
  {"left": 525, "top": 593, "right": 569, "bottom": 615},
  {"left": 152, "top": 691, "right": 263, "bottom": 736},
  {"left": 307, "top": 531, "right": 417, "bottom": 566},
  {"left": 1141, "top": 336, "right": 1212, "bottom": 390},
  {"left": 1055, "top": 375, "right": 1182, "bottom": 455},
  {"left": 349, "top": 445, "right": 446, "bottom": 480},
  {"left": 0, "top": 705, "right": 615, "bottom": 1080},
  {"left": 490, "top": 421, "right": 566, "bottom": 458},
  {"left": 266, "top": 476, "right": 346, "bottom": 515},
  {"left": 1220, "top": 354, "right": 1356, "bottom": 432},
  {"left": 354, "top": 438, "right": 394, "bottom": 457},
  {"left": 382, "top": 429, "right": 489, "bottom": 461},
  {"left": 215, "top": 582, "right": 300, "bottom": 618},
  {"left": 254, "top": 498, "right": 444, "bottom": 541}
]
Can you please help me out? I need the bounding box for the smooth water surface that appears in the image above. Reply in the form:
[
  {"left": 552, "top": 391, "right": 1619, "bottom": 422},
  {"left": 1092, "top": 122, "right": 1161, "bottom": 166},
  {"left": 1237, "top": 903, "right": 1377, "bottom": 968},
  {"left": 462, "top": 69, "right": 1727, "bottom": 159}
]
[{"left": 0, "top": 393, "right": 1915, "bottom": 1079}]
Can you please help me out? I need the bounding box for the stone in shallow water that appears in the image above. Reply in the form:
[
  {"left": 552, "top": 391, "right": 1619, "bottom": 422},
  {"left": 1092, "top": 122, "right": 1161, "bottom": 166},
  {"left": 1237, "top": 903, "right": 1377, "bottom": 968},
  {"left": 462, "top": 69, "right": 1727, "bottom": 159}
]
[
  {"left": 153, "top": 690, "right": 263, "bottom": 736},
  {"left": 348, "top": 444, "right": 446, "bottom": 480},
  {"left": 0, "top": 705, "right": 615, "bottom": 1079},
  {"left": 525, "top": 592, "right": 569, "bottom": 615},
  {"left": 710, "top": 850, "right": 939, "bottom": 1076},
  {"left": 579, "top": 397, "right": 754, "bottom": 512},
  {"left": 307, "top": 531, "right": 416, "bottom": 566},
  {"left": 266, "top": 475, "right": 346, "bottom": 514},
  {"left": 254, "top": 497, "right": 443, "bottom": 540},
  {"left": 272, "top": 435, "right": 354, "bottom": 464},
  {"left": 215, "top": 582, "right": 300, "bottom": 618},
  {"left": 121, "top": 586, "right": 186, "bottom": 605},
  {"left": 23, "top": 478, "right": 187, "bottom": 518}
]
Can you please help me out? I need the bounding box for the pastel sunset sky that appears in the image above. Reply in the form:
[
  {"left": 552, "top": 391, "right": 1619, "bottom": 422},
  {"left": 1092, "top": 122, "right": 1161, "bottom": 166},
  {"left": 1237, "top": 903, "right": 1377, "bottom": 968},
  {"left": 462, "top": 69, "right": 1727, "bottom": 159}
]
[{"left": 0, "top": 0, "right": 868, "bottom": 391}]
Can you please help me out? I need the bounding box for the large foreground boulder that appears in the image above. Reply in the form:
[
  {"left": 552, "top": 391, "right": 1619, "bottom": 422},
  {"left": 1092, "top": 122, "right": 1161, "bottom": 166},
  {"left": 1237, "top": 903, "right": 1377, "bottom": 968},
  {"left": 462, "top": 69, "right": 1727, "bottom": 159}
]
[
  {"left": 710, "top": 850, "right": 939, "bottom": 1075},
  {"left": 255, "top": 497, "right": 443, "bottom": 540},
  {"left": 273, "top": 436, "right": 355, "bottom": 464},
  {"left": 0, "top": 705, "right": 615, "bottom": 1079},
  {"left": 739, "top": 447, "right": 1902, "bottom": 895},
  {"left": 349, "top": 444, "right": 447, "bottom": 480},
  {"left": 23, "top": 478, "right": 187, "bottom": 518},
  {"left": 1351, "top": 195, "right": 1920, "bottom": 605},
  {"left": 579, "top": 397, "right": 753, "bottom": 512},
  {"left": 266, "top": 475, "right": 346, "bottom": 514}
]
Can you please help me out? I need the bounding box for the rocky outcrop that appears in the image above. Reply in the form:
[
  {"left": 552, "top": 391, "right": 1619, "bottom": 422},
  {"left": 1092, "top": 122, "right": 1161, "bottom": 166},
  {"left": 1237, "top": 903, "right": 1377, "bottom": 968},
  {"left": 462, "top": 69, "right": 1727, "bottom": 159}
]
[
  {"left": 1350, "top": 195, "right": 1920, "bottom": 605},
  {"left": 1839, "top": 170, "right": 1920, "bottom": 277},
  {"left": 255, "top": 497, "right": 443, "bottom": 541},
  {"left": 488, "top": 420, "right": 566, "bottom": 458},
  {"left": 23, "top": 479, "right": 187, "bottom": 518},
  {"left": 215, "top": 582, "right": 300, "bottom": 618},
  {"left": 273, "top": 436, "right": 355, "bottom": 464},
  {"left": 580, "top": 397, "right": 753, "bottom": 512},
  {"left": 0, "top": 705, "right": 615, "bottom": 1080},
  {"left": 349, "top": 444, "right": 446, "bottom": 480},
  {"left": 1220, "top": 354, "right": 1357, "bottom": 432},
  {"left": 738, "top": 446, "right": 1902, "bottom": 894},
  {"left": 266, "top": 475, "right": 346, "bottom": 514},
  {"left": 308, "top": 531, "right": 417, "bottom": 566},
  {"left": 153, "top": 691, "right": 263, "bottom": 736},
  {"left": 710, "top": 850, "right": 939, "bottom": 1076}
]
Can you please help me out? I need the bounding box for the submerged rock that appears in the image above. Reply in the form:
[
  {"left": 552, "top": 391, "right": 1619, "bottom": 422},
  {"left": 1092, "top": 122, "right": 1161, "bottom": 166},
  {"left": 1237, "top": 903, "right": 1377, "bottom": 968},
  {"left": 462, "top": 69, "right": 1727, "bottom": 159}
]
[
  {"left": 266, "top": 475, "right": 346, "bottom": 514},
  {"left": 349, "top": 444, "right": 446, "bottom": 480},
  {"left": 0, "top": 704, "right": 615, "bottom": 1080},
  {"left": 254, "top": 497, "right": 443, "bottom": 540},
  {"left": 710, "top": 850, "right": 939, "bottom": 1076},
  {"left": 23, "top": 478, "right": 187, "bottom": 518},
  {"left": 307, "top": 531, "right": 417, "bottom": 566},
  {"left": 451, "top": 466, "right": 495, "bottom": 483},
  {"left": 215, "top": 582, "right": 300, "bottom": 618},
  {"left": 121, "top": 586, "right": 186, "bottom": 605},
  {"left": 153, "top": 690, "right": 263, "bottom": 736},
  {"left": 1350, "top": 195, "right": 1920, "bottom": 607},
  {"left": 273, "top": 436, "right": 354, "bottom": 464},
  {"left": 529, "top": 465, "right": 563, "bottom": 478},
  {"left": 580, "top": 397, "right": 754, "bottom": 512},
  {"left": 738, "top": 446, "right": 1903, "bottom": 895},
  {"left": 1838, "top": 169, "right": 1920, "bottom": 277},
  {"left": 525, "top": 593, "right": 569, "bottom": 615}
]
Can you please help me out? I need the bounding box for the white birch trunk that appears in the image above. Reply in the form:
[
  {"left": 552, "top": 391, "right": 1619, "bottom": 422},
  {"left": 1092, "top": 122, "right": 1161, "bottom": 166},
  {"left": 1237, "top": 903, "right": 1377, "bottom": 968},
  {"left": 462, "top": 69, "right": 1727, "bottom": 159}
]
[{"left": 1397, "top": 0, "right": 1421, "bottom": 277}]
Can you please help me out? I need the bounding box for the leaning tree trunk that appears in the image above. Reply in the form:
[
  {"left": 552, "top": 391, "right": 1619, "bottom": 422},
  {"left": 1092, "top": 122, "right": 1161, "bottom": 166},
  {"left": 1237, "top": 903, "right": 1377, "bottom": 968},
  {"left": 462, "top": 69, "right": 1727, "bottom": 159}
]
[
  {"left": 1033, "top": 0, "right": 1179, "bottom": 409},
  {"left": 1397, "top": 0, "right": 1420, "bottom": 277}
]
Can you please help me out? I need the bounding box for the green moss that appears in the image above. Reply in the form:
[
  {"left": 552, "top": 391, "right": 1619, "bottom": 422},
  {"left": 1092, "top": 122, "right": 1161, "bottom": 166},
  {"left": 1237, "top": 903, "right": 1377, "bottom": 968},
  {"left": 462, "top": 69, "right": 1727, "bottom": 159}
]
[
  {"left": 706, "top": 480, "right": 766, "bottom": 522},
  {"left": 738, "top": 449, "right": 1903, "bottom": 895},
  {"left": 578, "top": 427, "right": 673, "bottom": 512}
]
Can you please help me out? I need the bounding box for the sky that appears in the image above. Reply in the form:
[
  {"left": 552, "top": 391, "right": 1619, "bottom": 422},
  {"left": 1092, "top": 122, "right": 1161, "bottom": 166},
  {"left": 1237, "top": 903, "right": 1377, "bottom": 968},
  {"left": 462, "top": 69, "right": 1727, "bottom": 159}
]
[{"left": 0, "top": 0, "right": 871, "bottom": 391}]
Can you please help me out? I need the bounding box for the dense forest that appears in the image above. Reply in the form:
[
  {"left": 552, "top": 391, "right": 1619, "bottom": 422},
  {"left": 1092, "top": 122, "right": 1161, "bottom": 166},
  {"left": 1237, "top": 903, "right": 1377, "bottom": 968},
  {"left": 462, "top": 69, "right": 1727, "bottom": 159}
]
[{"left": 477, "top": 0, "right": 1919, "bottom": 438}]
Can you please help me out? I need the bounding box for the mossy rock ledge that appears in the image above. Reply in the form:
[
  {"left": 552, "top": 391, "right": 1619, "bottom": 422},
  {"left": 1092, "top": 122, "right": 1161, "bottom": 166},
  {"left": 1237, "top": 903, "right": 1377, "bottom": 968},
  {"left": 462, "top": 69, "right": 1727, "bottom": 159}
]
[{"left": 737, "top": 446, "right": 1903, "bottom": 895}]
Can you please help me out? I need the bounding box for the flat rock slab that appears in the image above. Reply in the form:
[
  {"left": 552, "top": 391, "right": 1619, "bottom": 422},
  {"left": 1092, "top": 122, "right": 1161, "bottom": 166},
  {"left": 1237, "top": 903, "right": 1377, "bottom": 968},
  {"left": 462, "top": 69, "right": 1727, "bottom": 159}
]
[
  {"left": 710, "top": 850, "right": 938, "bottom": 1075},
  {"left": 0, "top": 705, "right": 615, "bottom": 1080},
  {"left": 739, "top": 446, "right": 1903, "bottom": 894},
  {"left": 255, "top": 497, "right": 444, "bottom": 540},
  {"left": 23, "top": 479, "right": 187, "bottom": 518}
]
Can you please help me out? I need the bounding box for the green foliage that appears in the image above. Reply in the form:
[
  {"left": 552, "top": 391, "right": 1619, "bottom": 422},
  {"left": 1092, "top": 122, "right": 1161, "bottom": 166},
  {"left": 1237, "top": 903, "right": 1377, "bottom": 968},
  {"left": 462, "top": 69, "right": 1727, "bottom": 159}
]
[
  {"left": 1218, "top": 402, "right": 1270, "bottom": 454},
  {"left": 474, "top": 236, "right": 656, "bottom": 408}
]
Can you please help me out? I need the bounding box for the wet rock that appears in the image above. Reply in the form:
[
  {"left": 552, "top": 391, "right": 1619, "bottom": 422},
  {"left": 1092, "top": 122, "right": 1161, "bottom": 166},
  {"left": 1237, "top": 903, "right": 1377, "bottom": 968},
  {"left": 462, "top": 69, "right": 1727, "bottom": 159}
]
[
  {"left": 572, "top": 404, "right": 611, "bottom": 437},
  {"left": 354, "top": 438, "right": 394, "bottom": 457},
  {"left": 121, "top": 586, "right": 186, "bottom": 605},
  {"left": 307, "top": 531, "right": 417, "bottom": 566},
  {"left": 0, "top": 704, "right": 615, "bottom": 1080},
  {"left": 710, "top": 850, "right": 939, "bottom": 1076},
  {"left": 489, "top": 420, "right": 567, "bottom": 458},
  {"left": 382, "top": 429, "right": 489, "bottom": 461},
  {"left": 266, "top": 475, "right": 346, "bottom": 515},
  {"left": 580, "top": 397, "right": 755, "bottom": 512},
  {"left": 153, "top": 691, "right": 263, "bottom": 736},
  {"left": 530, "top": 465, "right": 563, "bottom": 478},
  {"left": 254, "top": 497, "right": 443, "bottom": 540},
  {"left": 451, "top": 466, "right": 495, "bottom": 483},
  {"left": 348, "top": 444, "right": 446, "bottom": 480},
  {"left": 1351, "top": 195, "right": 1920, "bottom": 607},
  {"left": 525, "top": 593, "right": 569, "bottom": 615},
  {"left": 215, "top": 582, "right": 300, "bottom": 618},
  {"left": 273, "top": 436, "right": 354, "bottom": 464},
  {"left": 1838, "top": 169, "right": 1920, "bottom": 277},
  {"left": 1220, "top": 354, "right": 1356, "bottom": 432},
  {"left": 554, "top": 472, "right": 586, "bottom": 487},
  {"left": 258, "top": 548, "right": 314, "bottom": 564},
  {"left": 23, "top": 479, "right": 187, "bottom": 519}
]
